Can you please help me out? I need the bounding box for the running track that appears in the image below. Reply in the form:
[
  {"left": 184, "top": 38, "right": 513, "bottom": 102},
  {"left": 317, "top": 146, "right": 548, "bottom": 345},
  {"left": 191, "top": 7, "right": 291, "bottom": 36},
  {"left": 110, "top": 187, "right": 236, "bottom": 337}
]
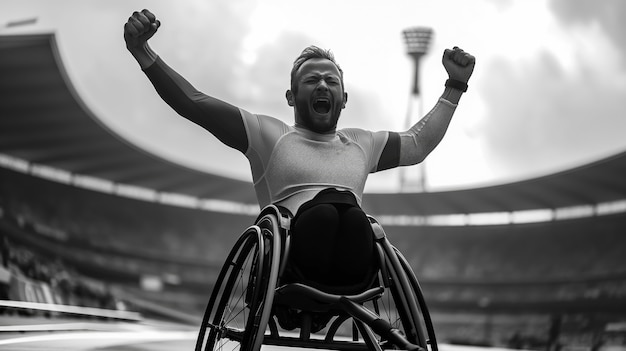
[{"left": 0, "top": 317, "right": 514, "bottom": 351}]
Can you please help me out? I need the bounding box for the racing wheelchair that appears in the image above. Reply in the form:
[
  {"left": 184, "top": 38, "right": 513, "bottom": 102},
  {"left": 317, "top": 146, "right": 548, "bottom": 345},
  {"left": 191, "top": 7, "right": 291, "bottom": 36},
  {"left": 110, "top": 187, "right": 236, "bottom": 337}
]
[{"left": 196, "top": 205, "right": 438, "bottom": 351}]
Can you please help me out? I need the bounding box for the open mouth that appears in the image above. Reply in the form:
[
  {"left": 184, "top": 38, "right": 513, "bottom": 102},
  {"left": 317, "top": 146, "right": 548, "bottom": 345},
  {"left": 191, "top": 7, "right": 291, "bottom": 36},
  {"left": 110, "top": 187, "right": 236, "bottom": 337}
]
[{"left": 312, "top": 98, "right": 331, "bottom": 114}]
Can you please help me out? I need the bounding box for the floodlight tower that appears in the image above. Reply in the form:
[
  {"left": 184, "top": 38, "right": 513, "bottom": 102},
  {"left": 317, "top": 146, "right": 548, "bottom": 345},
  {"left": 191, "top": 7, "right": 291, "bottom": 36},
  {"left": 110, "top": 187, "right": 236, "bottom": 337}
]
[{"left": 400, "top": 26, "right": 433, "bottom": 192}]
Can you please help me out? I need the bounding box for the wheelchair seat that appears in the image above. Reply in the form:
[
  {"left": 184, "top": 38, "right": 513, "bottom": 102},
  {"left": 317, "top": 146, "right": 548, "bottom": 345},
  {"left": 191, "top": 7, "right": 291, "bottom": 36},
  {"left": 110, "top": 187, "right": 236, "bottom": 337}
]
[
  {"left": 268, "top": 203, "right": 380, "bottom": 296},
  {"left": 195, "top": 204, "right": 438, "bottom": 351},
  {"left": 261, "top": 204, "right": 383, "bottom": 333},
  {"left": 275, "top": 283, "right": 384, "bottom": 313}
]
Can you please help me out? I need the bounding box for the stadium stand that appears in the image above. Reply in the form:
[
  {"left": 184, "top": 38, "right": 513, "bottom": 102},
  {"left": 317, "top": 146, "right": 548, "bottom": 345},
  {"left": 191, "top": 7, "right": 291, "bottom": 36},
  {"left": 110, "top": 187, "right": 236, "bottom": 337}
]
[
  {"left": 388, "top": 214, "right": 626, "bottom": 282},
  {"left": 0, "top": 166, "right": 253, "bottom": 266},
  {"left": 2, "top": 163, "right": 626, "bottom": 347},
  {"left": 2, "top": 32, "right": 626, "bottom": 349},
  {"left": 0, "top": 165, "right": 251, "bottom": 317}
]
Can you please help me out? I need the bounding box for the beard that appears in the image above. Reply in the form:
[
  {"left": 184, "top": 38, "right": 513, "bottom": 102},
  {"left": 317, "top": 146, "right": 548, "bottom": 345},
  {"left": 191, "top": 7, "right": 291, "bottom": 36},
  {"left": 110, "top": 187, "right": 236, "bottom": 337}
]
[{"left": 294, "top": 98, "right": 342, "bottom": 134}]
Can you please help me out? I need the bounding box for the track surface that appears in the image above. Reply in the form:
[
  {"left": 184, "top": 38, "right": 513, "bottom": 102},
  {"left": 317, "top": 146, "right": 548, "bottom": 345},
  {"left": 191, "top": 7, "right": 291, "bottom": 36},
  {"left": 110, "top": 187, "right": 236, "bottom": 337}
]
[
  {"left": 0, "top": 316, "right": 195, "bottom": 350},
  {"left": 0, "top": 316, "right": 514, "bottom": 351}
]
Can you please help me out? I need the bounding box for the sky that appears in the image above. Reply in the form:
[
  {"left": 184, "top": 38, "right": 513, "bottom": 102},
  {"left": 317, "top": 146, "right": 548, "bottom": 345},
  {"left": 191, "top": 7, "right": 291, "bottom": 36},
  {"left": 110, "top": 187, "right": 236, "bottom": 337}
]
[{"left": 2, "top": 0, "right": 625, "bottom": 193}]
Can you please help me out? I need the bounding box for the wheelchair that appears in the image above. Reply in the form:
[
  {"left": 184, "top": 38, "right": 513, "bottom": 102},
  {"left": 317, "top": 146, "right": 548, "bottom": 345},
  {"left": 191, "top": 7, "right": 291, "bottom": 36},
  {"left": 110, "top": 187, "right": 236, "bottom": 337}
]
[{"left": 196, "top": 205, "right": 438, "bottom": 351}]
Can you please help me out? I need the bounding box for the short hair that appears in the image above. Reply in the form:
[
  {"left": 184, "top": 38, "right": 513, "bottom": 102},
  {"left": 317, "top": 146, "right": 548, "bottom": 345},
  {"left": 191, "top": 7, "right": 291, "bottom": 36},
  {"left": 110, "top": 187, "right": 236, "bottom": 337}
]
[{"left": 290, "top": 45, "right": 344, "bottom": 93}]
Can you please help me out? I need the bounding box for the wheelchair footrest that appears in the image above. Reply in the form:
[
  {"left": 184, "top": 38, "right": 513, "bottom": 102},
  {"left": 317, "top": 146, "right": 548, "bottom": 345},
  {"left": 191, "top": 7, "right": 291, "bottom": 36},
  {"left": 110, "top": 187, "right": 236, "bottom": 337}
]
[
  {"left": 274, "top": 283, "right": 384, "bottom": 312},
  {"left": 340, "top": 297, "right": 425, "bottom": 351}
]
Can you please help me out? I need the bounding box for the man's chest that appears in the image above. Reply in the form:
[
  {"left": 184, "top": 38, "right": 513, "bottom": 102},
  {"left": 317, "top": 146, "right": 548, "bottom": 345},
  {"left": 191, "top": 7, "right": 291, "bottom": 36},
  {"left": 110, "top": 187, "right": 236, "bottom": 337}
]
[{"left": 265, "top": 133, "right": 369, "bottom": 186}]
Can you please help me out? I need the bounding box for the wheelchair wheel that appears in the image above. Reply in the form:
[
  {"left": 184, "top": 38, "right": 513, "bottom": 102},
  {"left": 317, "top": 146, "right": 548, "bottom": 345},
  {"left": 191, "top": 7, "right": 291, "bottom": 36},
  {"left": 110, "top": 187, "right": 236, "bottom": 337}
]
[
  {"left": 394, "top": 247, "right": 438, "bottom": 351},
  {"left": 196, "top": 213, "right": 282, "bottom": 351},
  {"left": 317, "top": 238, "right": 436, "bottom": 351},
  {"left": 366, "top": 237, "right": 435, "bottom": 351}
]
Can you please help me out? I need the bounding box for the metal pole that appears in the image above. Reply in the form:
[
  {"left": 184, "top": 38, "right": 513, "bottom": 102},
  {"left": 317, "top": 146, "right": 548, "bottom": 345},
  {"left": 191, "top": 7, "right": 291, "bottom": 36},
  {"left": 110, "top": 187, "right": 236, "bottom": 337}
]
[{"left": 400, "top": 27, "right": 433, "bottom": 192}]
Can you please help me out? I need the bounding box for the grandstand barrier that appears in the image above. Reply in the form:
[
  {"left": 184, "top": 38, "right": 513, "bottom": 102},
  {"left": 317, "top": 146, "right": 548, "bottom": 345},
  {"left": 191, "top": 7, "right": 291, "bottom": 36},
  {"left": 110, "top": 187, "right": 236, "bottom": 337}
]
[
  {"left": 8, "top": 274, "right": 56, "bottom": 305},
  {"left": 0, "top": 265, "right": 9, "bottom": 285},
  {"left": 113, "top": 289, "right": 200, "bottom": 325},
  {"left": 1, "top": 271, "right": 140, "bottom": 321},
  {"left": 0, "top": 299, "right": 141, "bottom": 322}
]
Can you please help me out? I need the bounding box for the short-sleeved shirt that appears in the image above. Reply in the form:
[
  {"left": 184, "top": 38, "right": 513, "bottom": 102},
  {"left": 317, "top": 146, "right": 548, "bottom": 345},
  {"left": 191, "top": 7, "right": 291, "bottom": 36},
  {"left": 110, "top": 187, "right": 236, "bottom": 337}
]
[{"left": 241, "top": 109, "right": 389, "bottom": 214}]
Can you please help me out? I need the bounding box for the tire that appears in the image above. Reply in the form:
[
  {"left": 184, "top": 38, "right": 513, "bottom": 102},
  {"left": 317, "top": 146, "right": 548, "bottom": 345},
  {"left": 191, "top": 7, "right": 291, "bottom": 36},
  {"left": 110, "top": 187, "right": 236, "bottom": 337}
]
[
  {"left": 365, "top": 238, "right": 431, "bottom": 350},
  {"left": 196, "top": 216, "right": 281, "bottom": 351},
  {"left": 395, "top": 247, "right": 438, "bottom": 351}
]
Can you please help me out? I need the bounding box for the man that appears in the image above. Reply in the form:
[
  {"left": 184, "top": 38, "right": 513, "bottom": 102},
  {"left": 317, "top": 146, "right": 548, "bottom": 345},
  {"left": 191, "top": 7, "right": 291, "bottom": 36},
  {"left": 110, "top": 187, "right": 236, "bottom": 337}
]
[{"left": 123, "top": 9, "right": 475, "bottom": 295}]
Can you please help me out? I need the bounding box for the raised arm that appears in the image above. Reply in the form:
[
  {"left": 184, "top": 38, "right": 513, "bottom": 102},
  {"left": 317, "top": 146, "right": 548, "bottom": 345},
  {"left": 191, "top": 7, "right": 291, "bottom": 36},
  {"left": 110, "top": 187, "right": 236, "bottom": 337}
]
[
  {"left": 123, "top": 9, "right": 247, "bottom": 152},
  {"left": 395, "top": 47, "right": 475, "bottom": 166}
]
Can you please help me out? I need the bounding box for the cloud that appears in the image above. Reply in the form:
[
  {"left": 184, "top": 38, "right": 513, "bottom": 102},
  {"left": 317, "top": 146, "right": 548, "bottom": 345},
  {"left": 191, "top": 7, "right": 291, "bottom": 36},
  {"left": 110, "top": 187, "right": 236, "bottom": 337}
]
[
  {"left": 154, "top": 0, "right": 256, "bottom": 101},
  {"left": 236, "top": 30, "right": 389, "bottom": 131},
  {"left": 90, "top": 0, "right": 258, "bottom": 179},
  {"left": 549, "top": 0, "right": 626, "bottom": 66},
  {"left": 236, "top": 31, "right": 311, "bottom": 119},
  {"left": 461, "top": 0, "right": 626, "bottom": 184},
  {"left": 479, "top": 48, "right": 626, "bottom": 180}
]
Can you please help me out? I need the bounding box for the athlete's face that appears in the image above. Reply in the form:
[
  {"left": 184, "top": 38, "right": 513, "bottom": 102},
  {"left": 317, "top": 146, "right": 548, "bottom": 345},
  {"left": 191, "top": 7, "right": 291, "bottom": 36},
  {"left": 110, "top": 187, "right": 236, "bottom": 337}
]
[{"left": 287, "top": 58, "right": 347, "bottom": 133}]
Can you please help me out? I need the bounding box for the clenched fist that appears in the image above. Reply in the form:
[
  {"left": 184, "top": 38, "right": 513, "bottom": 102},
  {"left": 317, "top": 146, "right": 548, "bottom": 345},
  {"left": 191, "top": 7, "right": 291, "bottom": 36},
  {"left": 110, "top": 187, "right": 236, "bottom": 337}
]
[
  {"left": 442, "top": 47, "right": 475, "bottom": 84},
  {"left": 124, "top": 9, "right": 160, "bottom": 51}
]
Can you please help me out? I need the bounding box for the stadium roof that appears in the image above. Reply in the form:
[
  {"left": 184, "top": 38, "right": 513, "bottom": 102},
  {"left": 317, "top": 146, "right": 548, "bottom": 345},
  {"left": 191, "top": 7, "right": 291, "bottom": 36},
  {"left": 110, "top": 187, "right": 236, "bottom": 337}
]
[
  {"left": 363, "top": 151, "right": 626, "bottom": 215},
  {"left": 0, "top": 33, "right": 256, "bottom": 204},
  {"left": 2, "top": 33, "right": 625, "bottom": 216}
]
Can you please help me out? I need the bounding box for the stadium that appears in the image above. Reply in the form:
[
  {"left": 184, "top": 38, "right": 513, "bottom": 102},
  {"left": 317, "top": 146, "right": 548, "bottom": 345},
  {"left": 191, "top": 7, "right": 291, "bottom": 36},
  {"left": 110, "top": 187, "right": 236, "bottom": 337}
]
[{"left": 2, "top": 13, "right": 626, "bottom": 351}]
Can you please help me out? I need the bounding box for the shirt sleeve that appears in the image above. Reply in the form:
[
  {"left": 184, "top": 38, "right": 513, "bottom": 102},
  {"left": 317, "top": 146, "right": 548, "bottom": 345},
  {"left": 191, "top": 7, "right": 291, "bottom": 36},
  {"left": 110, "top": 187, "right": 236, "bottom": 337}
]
[
  {"left": 376, "top": 131, "right": 401, "bottom": 171},
  {"left": 240, "top": 110, "right": 290, "bottom": 182},
  {"left": 398, "top": 98, "right": 457, "bottom": 166},
  {"left": 142, "top": 57, "right": 248, "bottom": 152},
  {"left": 340, "top": 128, "right": 391, "bottom": 173}
]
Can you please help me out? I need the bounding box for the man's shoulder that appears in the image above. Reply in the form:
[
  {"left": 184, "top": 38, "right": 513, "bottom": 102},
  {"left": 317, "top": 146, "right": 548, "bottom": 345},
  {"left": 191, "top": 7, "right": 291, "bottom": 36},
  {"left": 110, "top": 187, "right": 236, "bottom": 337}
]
[
  {"left": 242, "top": 110, "right": 294, "bottom": 153},
  {"left": 338, "top": 127, "right": 369, "bottom": 138},
  {"left": 257, "top": 113, "right": 292, "bottom": 129},
  {"left": 241, "top": 110, "right": 292, "bottom": 131},
  {"left": 339, "top": 127, "right": 387, "bottom": 141}
]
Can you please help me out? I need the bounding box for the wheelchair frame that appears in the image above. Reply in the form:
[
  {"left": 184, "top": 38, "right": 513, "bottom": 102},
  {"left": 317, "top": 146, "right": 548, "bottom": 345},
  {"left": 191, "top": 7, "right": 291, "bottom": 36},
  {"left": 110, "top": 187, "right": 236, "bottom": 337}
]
[{"left": 195, "top": 205, "right": 438, "bottom": 351}]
